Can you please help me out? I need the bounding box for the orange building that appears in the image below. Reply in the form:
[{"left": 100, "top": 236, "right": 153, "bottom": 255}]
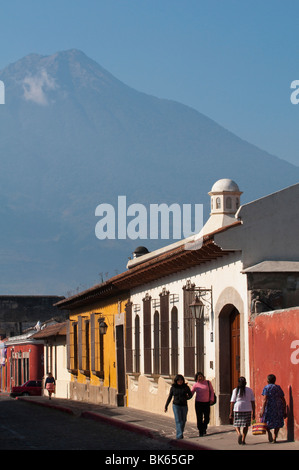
[{"left": 56, "top": 283, "right": 129, "bottom": 406}]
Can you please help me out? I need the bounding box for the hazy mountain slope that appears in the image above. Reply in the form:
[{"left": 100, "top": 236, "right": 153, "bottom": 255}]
[{"left": 0, "top": 49, "right": 298, "bottom": 294}]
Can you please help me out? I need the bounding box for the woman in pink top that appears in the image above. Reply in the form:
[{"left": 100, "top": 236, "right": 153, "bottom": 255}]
[{"left": 191, "top": 372, "right": 215, "bottom": 436}]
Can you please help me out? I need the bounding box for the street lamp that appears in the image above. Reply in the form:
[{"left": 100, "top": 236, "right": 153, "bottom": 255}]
[
  {"left": 188, "top": 286, "right": 212, "bottom": 325},
  {"left": 189, "top": 295, "right": 205, "bottom": 320},
  {"left": 99, "top": 321, "right": 108, "bottom": 335}
]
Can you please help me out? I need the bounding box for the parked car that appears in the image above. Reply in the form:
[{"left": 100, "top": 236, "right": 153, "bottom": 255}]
[{"left": 10, "top": 380, "right": 42, "bottom": 397}]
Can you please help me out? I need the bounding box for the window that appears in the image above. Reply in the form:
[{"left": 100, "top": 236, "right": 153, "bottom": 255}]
[
  {"left": 226, "top": 197, "right": 232, "bottom": 209},
  {"left": 160, "top": 290, "right": 170, "bottom": 375},
  {"left": 171, "top": 306, "right": 178, "bottom": 375},
  {"left": 17, "top": 358, "right": 22, "bottom": 386},
  {"left": 71, "top": 322, "right": 78, "bottom": 371},
  {"left": 67, "top": 320, "right": 77, "bottom": 372},
  {"left": 183, "top": 283, "right": 205, "bottom": 377},
  {"left": 134, "top": 315, "right": 140, "bottom": 373},
  {"left": 84, "top": 320, "right": 90, "bottom": 372},
  {"left": 77, "top": 317, "right": 90, "bottom": 375},
  {"left": 216, "top": 197, "right": 221, "bottom": 209},
  {"left": 195, "top": 317, "right": 204, "bottom": 373},
  {"left": 90, "top": 314, "right": 104, "bottom": 377},
  {"left": 99, "top": 326, "right": 104, "bottom": 373},
  {"left": 183, "top": 286, "right": 196, "bottom": 378},
  {"left": 153, "top": 311, "right": 160, "bottom": 374},
  {"left": 125, "top": 302, "right": 133, "bottom": 373},
  {"left": 143, "top": 295, "right": 152, "bottom": 374},
  {"left": 23, "top": 358, "right": 29, "bottom": 383}
]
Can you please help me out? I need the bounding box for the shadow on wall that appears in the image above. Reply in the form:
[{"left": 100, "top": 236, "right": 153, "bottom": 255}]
[{"left": 287, "top": 385, "right": 295, "bottom": 442}]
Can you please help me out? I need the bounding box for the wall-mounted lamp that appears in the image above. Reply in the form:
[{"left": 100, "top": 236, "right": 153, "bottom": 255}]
[
  {"left": 189, "top": 295, "right": 205, "bottom": 320},
  {"left": 94, "top": 308, "right": 119, "bottom": 336},
  {"left": 188, "top": 286, "right": 213, "bottom": 325},
  {"left": 99, "top": 321, "right": 108, "bottom": 335}
]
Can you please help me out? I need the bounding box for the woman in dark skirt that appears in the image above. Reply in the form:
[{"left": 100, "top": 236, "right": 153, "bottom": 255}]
[
  {"left": 230, "top": 377, "right": 255, "bottom": 445},
  {"left": 260, "top": 374, "right": 287, "bottom": 443},
  {"left": 45, "top": 372, "right": 56, "bottom": 400}
]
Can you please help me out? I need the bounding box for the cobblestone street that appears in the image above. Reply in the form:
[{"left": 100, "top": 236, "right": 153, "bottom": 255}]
[
  {"left": 1, "top": 394, "right": 298, "bottom": 453},
  {"left": 0, "top": 396, "right": 177, "bottom": 451}
]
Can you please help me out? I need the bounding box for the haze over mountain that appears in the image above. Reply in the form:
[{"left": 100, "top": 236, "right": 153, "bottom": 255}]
[{"left": 0, "top": 49, "right": 298, "bottom": 294}]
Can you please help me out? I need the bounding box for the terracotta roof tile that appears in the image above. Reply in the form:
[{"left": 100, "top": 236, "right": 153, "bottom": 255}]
[{"left": 32, "top": 322, "right": 67, "bottom": 338}]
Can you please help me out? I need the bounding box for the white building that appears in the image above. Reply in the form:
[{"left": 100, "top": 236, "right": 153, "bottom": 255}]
[
  {"left": 33, "top": 321, "right": 71, "bottom": 399},
  {"left": 122, "top": 179, "right": 299, "bottom": 425}
]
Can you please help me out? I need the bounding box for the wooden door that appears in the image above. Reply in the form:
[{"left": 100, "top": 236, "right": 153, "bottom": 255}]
[
  {"left": 116, "top": 325, "right": 126, "bottom": 406},
  {"left": 230, "top": 308, "right": 240, "bottom": 391}
]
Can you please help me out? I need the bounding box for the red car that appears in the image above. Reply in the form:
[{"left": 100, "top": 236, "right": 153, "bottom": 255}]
[{"left": 10, "top": 380, "right": 42, "bottom": 397}]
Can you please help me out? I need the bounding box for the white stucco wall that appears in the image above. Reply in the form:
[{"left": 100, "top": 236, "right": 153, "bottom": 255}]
[
  {"left": 125, "top": 181, "right": 299, "bottom": 424},
  {"left": 43, "top": 338, "right": 71, "bottom": 399},
  {"left": 214, "top": 182, "right": 299, "bottom": 269},
  {"left": 127, "top": 250, "right": 248, "bottom": 425}
]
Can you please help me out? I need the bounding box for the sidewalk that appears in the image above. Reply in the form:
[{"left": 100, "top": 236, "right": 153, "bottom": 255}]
[{"left": 16, "top": 395, "right": 298, "bottom": 451}]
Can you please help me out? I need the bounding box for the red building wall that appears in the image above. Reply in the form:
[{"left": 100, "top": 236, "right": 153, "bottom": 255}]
[
  {"left": 249, "top": 307, "right": 299, "bottom": 441},
  {"left": 4, "top": 343, "right": 44, "bottom": 392}
]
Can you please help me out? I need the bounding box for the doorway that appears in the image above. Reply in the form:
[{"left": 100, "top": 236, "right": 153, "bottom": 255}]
[
  {"left": 230, "top": 308, "right": 240, "bottom": 391},
  {"left": 115, "top": 325, "right": 126, "bottom": 406},
  {"left": 218, "top": 303, "right": 241, "bottom": 423}
]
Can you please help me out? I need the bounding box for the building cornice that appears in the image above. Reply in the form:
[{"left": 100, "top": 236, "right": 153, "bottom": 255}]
[{"left": 55, "top": 221, "right": 241, "bottom": 310}]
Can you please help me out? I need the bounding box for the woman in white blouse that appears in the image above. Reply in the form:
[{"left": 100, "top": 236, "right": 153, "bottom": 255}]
[{"left": 230, "top": 376, "right": 255, "bottom": 445}]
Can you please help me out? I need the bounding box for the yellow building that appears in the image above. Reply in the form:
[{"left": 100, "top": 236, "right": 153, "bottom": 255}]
[{"left": 56, "top": 281, "right": 129, "bottom": 406}]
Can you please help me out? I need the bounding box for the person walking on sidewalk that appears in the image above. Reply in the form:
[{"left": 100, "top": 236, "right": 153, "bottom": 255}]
[
  {"left": 260, "top": 374, "right": 287, "bottom": 443},
  {"left": 191, "top": 372, "right": 215, "bottom": 436},
  {"left": 45, "top": 372, "right": 56, "bottom": 400},
  {"left": 229, "top": 376, "right": 255, "bottom": 445},
  {"left": 164, "top": 374, "right": 192, "bottom": 439}
]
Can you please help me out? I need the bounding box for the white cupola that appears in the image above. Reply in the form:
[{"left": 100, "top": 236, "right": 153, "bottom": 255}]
[
  {"left": 202, "top": 179, "right": 242, "bottom": 234},
  {"left": 209, "top": 178, "right": 242, "bottom": 215}
]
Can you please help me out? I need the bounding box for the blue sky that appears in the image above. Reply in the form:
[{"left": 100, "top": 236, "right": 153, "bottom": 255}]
[{"left": 1, "top": 0, "right": 298, "bottom": 165}]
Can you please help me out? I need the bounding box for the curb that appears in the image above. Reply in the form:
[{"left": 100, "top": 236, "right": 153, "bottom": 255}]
[
  {"left": 81, "top": 410, "right": 210, "bottom": 451},
  {"left": 16, "top": 396, "right": 75, "bottom": 415},
  {"left": 16, "top": 397, "right": 210, "bottom": 451},
  {"left": 81, "top": 411, "right": 156, "bottom": 438}
]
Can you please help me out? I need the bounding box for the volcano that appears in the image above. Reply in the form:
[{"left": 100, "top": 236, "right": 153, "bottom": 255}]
[{"left": 0, "top": 49, "right": 298, "bottom": 294}]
